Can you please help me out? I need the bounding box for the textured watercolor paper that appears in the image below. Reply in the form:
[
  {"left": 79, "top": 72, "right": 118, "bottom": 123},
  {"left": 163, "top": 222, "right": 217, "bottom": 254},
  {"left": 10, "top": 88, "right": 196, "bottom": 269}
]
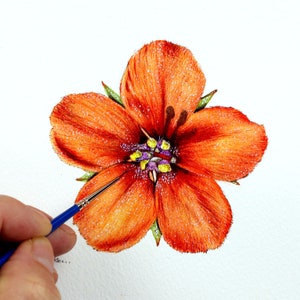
[{"left": 0, "top": 1, "right": 299, "bottom": 299}]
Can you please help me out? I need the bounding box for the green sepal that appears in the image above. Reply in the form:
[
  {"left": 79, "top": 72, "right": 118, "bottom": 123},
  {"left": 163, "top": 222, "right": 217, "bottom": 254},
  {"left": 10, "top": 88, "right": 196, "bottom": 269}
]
[
  {"left": 76, "top": 171, "right": 98, "bottom": 182},
  {"left": 150, "top": 219, "right": 162, "bottom": 246},
  {"left": 195, "top": 89, "right": 217, "bottom": 112},
  {"left": 102, "top": 81, "right": 124, "bottom": 107},
  {"left": 230, "top": 180, "right": 240, "bottom": 185}
]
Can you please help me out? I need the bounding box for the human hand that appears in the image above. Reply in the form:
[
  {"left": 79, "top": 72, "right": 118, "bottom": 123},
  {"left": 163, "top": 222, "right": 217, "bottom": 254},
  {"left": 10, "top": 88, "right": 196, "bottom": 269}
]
[{"left": 0, "top": 195, "right": 77, "bottom": 300}]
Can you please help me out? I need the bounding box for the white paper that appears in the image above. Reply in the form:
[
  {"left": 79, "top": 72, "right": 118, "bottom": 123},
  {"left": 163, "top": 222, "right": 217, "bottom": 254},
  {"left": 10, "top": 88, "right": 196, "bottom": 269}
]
[{"left": 0, "top": 0, "right": 299, "bottom": 299}]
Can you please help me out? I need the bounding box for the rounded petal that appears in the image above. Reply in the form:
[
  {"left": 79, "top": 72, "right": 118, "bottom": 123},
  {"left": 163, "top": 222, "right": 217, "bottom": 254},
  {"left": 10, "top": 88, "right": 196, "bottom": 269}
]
[
  {"left": 156, "top": 170, "right": 232, "bottom": 252},
  {"left": 120, "top": 40, "right": 206, "bottom": 138},
  {"left": 176, "top": 107, "right": 268, "bottom": 181},
  {"left": 73, "top": 164, "right": 156, "bottom": 252},
  {"left": 50, "top": 92, "right": 140, "bottom": 171}
]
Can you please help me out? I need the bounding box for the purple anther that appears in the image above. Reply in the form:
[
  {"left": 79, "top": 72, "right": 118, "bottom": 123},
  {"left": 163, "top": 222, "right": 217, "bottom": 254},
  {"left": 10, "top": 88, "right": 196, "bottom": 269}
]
[
  {"left": 160, "top": 149, "right": 172, "bottom": 157},
  {"left": 147, "top": 161, "right": 158, "bottom": 171},
  {"left": 158, "top": 159, "right": 170, "bottom": 166},
  {"left": 139, "top": 152, "right": 151, "bottom": 161}
]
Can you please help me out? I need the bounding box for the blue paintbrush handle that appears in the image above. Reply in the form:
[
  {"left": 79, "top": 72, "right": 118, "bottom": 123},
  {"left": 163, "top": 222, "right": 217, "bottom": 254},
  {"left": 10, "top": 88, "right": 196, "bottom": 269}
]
[
  {"left": 0, "top": 204, "right": 80, "bottom": 267},
  {"left": 49, "top": 204, "right": 79, "bottom": 234},
  {"left": 0, "top": 176, "right": 120, "bottom": 268},
  {"left": 0, "top": 248, "right": 16, "bottom": 267}
]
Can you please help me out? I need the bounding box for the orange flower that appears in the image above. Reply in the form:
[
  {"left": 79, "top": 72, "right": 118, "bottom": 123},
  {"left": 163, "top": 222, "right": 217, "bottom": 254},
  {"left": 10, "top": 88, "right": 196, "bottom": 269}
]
[{"left": 50, "top": 40, "right": 267, "bottom": 253}]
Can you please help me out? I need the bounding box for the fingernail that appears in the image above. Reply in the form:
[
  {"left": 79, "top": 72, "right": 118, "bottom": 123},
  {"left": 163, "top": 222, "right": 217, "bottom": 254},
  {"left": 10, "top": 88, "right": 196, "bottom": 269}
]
[{"left": 32, "top": 237, "right": 55, "bottom": 274}]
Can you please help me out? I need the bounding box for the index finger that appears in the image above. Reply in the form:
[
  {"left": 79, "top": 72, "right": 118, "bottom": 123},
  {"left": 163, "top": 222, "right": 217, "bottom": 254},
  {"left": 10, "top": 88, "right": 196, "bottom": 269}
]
[{"left": 0, "top": 195, "right": 52, "bottom": 242}]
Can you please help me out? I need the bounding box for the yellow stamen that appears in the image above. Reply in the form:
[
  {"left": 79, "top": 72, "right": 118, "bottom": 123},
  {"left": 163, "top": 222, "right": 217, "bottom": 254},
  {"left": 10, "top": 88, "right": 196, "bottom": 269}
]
[
  {"left": 147, "top": 138, "right": 157, "bottom": 149},
  {"left": 140, "top": 160, "right": 149, "bottom": 170},
  {"left": 130, "top": 150, "right": 142, "bottom": 161},
  {"left": 158, "top": 164, "right": 171, "bottom": 173},
  {"left": 161, "top": 140, "right": 170, "bottom": 150}
]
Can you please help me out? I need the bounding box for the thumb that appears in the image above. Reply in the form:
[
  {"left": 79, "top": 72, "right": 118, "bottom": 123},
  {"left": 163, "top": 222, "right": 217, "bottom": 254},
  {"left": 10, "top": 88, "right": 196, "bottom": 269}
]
[{"left": 0, "top": 237, "right": 61, "bottom": 300}]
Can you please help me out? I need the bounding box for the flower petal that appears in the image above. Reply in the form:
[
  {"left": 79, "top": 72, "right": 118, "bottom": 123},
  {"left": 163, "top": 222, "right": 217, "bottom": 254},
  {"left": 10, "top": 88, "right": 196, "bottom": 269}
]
[
  {"left": 156, "top": 170, "right": 232, "bottom": 252},
  {"left": 120, "top": 40, "right": 206, "bottom": 138},
  {"left": 176, "top": 107, "right": 268, "bottom": 181},
  {"left": 50, "top": 92, "right": 140, "bottom": 171},
  {"left": 73, "top": 164, "right": 156, "bottom": 252}
]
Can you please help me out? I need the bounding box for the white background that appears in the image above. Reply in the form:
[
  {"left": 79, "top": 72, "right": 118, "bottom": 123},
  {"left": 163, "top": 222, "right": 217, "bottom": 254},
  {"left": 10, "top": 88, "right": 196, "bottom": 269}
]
[{"left": 0, "top": 0, "right": 299, "bottom": 299}]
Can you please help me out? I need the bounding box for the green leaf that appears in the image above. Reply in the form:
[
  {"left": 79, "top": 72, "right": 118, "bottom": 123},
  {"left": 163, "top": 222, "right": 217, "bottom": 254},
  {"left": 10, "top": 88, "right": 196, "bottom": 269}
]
[
  {"left": 150, "top": 219, "right": 162, "bottom": 246},
  {"left": 102, "top": 81, "right": 124, "bottom": 107},
  {"left": 195, "top": 89, "right": 217, "bottom": 112},
  {"left": 76, "top": 171, "right": 98, "bottom": 182}
]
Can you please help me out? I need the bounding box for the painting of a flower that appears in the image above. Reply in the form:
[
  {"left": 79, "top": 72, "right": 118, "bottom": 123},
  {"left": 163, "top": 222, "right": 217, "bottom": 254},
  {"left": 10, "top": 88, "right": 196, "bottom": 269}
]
[{"left": 50, "top": 40, "right": 267, "bottom": 253}]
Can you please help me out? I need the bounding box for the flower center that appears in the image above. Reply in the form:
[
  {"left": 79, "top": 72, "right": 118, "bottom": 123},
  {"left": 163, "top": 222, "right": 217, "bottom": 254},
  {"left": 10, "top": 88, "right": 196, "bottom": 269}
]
[{"left": 128, "top": 129, "right": 177, "bottom": 183}]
